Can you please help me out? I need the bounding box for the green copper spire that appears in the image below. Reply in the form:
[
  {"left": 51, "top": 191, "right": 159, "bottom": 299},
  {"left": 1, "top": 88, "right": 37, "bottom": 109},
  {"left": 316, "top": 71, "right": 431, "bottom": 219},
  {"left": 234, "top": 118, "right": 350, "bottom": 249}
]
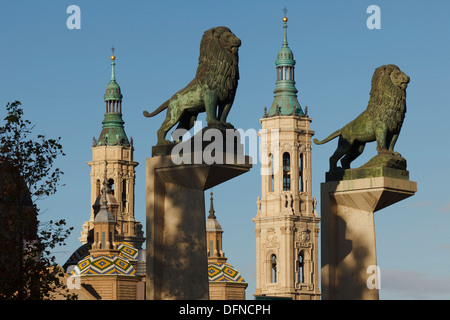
[
  {"left": 267, "top": 13, "right": 304, "bottom": 117},
  {"left": 110, "top": 48, "right": 116, "bottom": 82},
  {"left": 282, "top": 13, "right": 289, "bottom": 47},
  {"left": 103, "top": 47, "right": 123, "bottom": 101},
  {"left": 96, "top": 50, "right": 130, "bottom": 147}
]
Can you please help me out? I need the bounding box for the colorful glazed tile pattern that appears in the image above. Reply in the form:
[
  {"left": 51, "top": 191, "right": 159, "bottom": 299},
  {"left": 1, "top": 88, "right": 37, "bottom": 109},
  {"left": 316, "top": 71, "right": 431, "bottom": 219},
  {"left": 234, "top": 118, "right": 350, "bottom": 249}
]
[
  {"left": 72, "top": 254, "right": 136, "bottom": 276},
  {"left": 208, "top": 263, "right": 246, "bottom": 283},
  {"left": 62, "top": 242, "right": 91, "bottom": 270},
  {"left": 117, "top": 242, "right": 138, "bottom": 261},
  {"left": 63, "top": 241, "right": 138, "bottom": 269}
]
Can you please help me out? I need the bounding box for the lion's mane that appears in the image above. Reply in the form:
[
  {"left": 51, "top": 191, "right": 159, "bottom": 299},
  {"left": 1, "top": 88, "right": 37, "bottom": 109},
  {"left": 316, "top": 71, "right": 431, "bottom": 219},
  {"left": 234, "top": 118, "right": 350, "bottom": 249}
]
[
  {"left": 367, "top": 64, "right": 407, "bottom": 133},
  {"left": 195, "top": 26, "right": 240, "bottom": 104}
]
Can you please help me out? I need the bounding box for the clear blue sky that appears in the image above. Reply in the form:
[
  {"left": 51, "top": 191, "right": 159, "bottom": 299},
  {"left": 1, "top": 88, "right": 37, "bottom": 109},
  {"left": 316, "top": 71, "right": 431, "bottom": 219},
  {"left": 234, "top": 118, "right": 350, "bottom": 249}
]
[{"left": 1, "top": 0, "right": 449, "bottom": 300}]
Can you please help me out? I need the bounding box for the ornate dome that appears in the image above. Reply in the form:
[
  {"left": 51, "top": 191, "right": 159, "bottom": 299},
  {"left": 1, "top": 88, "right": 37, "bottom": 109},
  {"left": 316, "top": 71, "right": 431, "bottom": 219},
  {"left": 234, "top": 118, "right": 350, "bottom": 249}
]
[
  {"left": 116, "top": 242, "right": 139, "bottom": 261},
  {"left": 208, "top": 262, "right": 247, "bottom": 283},
  {"left": 276, "top": 46, "right": 294, "bottom": 66},
  {"left": 71, "top": 254, "right": 136, "bottom": 277},
  {"left": 104, "top": 81, "right": 122, "bottom": 101},
  {"left": 63, "top": 241, "right": 138, "bottom": 271},
  {"left": 63, "top": 242, "right": 91, "bottom": 270},
  {"left": 206, "top": 217, "right": 222, "bottom": 232}
]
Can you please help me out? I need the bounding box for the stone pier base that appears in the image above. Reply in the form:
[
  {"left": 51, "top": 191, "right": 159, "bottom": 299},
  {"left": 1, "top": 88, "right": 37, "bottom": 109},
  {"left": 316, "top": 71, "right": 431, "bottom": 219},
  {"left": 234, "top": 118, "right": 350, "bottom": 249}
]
[
  {"left": 146, "top": 153, "right": 251, "bottom": 300},
  {"left": 321, "top": 175, "right": 416, "bottom": 300}
]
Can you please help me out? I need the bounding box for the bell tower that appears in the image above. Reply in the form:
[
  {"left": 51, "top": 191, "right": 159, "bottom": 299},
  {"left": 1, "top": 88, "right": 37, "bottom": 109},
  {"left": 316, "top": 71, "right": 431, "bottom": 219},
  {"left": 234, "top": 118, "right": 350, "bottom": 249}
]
[
  {"left": 253, "top": 13, "right": 321, "bottom": 300},
  {"left": 80, "top": 50, "right": 145, "bottom": 249}
]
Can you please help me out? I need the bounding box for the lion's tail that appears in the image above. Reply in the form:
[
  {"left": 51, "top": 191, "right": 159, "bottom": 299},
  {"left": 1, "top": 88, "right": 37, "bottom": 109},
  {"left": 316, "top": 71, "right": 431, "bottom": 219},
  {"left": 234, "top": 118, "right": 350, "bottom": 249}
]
[
  {"left": 313, "top": 129, "right": 341, "bottom": 145},
  {"left": 143, "top": 100, "right": 170, "bottom": 118}
]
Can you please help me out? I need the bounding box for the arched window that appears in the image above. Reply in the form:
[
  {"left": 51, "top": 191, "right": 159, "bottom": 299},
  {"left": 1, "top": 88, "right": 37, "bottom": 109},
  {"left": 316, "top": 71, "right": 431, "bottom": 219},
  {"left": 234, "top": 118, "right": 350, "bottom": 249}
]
[
  {"left": 108, "top": 179, "right": 115, "bottom": 195},
  {"left": 285, "top": 67, "right": 290, "bottom": 80},
  {"left": 283, "top": 152, "right": 291, "bottom": 191},
  {"left": 299, "top": 153, "right": 304, "bottom": 192},
  {"left": 209, "top": 240, "right": 214, "bottom": 257},
  {"left": 271, "top": 254, "right": 277, "bottom": 283},
  {"left": 101, "top": 231, "right": 106, "bottom": 249},
  {"left": 122, "top": 179, "right": 127, "bottom": 210},
  {"left": 270, "top": 153, "right": 274, "bottom": 192},
  {"left": 297, "top": 252, "right": 304, "bottom": 283}
]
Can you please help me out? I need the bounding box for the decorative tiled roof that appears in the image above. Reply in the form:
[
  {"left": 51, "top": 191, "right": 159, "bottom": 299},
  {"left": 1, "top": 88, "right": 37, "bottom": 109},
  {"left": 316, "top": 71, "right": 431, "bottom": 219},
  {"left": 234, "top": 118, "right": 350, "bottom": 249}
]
[
  {"left": 71, "top": 254, "right": 136, "bottom": 277},
  {"left": 63, "top": 241, "right": 138, "bottom": 271},
  {"left": 63, "top": 242, "right": 91, "bottom": 270},
  {"left": 117, "top": 242, "right": 139, "bottom": 261},
  {"left": 208, "top": 262, "right": 247, "bottom": 283}
]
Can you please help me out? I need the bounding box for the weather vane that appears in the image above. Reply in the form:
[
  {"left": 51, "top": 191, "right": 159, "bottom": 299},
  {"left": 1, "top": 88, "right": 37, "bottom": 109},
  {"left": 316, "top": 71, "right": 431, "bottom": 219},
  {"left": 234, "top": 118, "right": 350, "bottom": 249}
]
[
  {"left": 283, "top": 7, "right": 288, "bottom": 22},
  {"left": 111, "top": 45, "right": 116, "bottom": 60}
]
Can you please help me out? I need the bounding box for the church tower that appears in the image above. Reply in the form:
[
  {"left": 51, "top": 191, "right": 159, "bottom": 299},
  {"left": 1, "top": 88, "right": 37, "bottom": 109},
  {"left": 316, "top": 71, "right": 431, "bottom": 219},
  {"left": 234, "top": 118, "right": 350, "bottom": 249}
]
[
  {"left": 207, "top": 191, "right": 248, "bottom": 300},
  {"left": 253, "top": 13, "right": 321, "bottom": 300},
  {"left": 80, "top": 51, "right": 144, "bottom": 250}
]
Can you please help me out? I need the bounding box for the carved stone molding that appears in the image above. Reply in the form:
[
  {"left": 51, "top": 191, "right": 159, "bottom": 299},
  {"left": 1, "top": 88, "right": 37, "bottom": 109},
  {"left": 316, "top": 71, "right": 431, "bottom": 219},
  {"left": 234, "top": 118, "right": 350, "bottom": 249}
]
[
  {"left": 280, "top": 143, "right": 292, "bottom": 153},
  {"left": 281, "top": 226, "right": 294, "bottom": 235},
  {"left": 295, "top": 228, "right": 311, "bottom": 248},
  {"left": 264, "top": 230, "right": 278, "bottom": 248}
]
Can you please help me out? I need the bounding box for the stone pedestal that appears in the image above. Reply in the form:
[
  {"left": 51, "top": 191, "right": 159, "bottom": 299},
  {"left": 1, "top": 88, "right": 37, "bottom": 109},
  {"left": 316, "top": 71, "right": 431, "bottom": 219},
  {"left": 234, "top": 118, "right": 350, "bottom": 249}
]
[
  {"left": 146, "top": 149, "right": 251, "bottom": 300},
  {"left": 321, "top": 174, "right": 416, "bottom": 300}
]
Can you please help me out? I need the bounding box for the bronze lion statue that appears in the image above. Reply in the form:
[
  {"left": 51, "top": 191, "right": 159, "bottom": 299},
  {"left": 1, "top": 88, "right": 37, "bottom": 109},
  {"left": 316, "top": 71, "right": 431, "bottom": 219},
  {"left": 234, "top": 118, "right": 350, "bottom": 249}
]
[
  {"left": 314, "top": 64, "right": 410, "bottom": 171},
  {"left": 143, "top": 26, "right": 241, "bottom": 145}
]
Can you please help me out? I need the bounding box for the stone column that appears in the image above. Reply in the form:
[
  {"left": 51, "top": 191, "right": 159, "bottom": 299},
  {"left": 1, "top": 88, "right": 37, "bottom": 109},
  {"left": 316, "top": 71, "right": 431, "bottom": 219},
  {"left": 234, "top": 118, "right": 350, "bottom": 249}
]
[
  {"left": 321, "top": 175, "right": 416, "bottom": 300},
  {"left": 146, "top": 139, "right": 251, "bottom": 300}
]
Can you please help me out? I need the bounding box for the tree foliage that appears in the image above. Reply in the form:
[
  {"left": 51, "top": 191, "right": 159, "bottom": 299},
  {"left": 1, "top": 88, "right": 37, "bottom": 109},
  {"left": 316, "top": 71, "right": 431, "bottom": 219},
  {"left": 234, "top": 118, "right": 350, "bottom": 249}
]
[
  {"left": 0, "top": 101, "right": 65, "bottom": 200},
  {"left": 0, "top": 101, "right": 76, "bottom": 300}
]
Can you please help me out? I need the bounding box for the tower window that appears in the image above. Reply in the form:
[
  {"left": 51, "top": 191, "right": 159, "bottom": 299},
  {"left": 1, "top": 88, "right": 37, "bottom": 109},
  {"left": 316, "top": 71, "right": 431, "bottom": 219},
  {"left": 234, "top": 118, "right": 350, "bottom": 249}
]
[
  {"left": 297, "top": 252, "right": 304, "bottom": 283},
  {"left": 270, "top": 153, "right": 274, "bottom": 192},
  {"left": 209, "top": 240, "right": 214, "bottom": 257},
  {"left": 122, "top": 179, "right": 127, "bottom": 210},
  {"left": 108, "top": 179, "right": 115, "bottom": 195},
  {"left": 299, "top": 153, "right": 304, "bottom": 192},
  {"left": 101, "top": 232, "right": 106, "bottom": 249},
  {"left": 271, "top": 254, "right": 277, "bottom": 283},
  {"left": 283, "top": 152, "right": 291, "bottom": 191}
]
